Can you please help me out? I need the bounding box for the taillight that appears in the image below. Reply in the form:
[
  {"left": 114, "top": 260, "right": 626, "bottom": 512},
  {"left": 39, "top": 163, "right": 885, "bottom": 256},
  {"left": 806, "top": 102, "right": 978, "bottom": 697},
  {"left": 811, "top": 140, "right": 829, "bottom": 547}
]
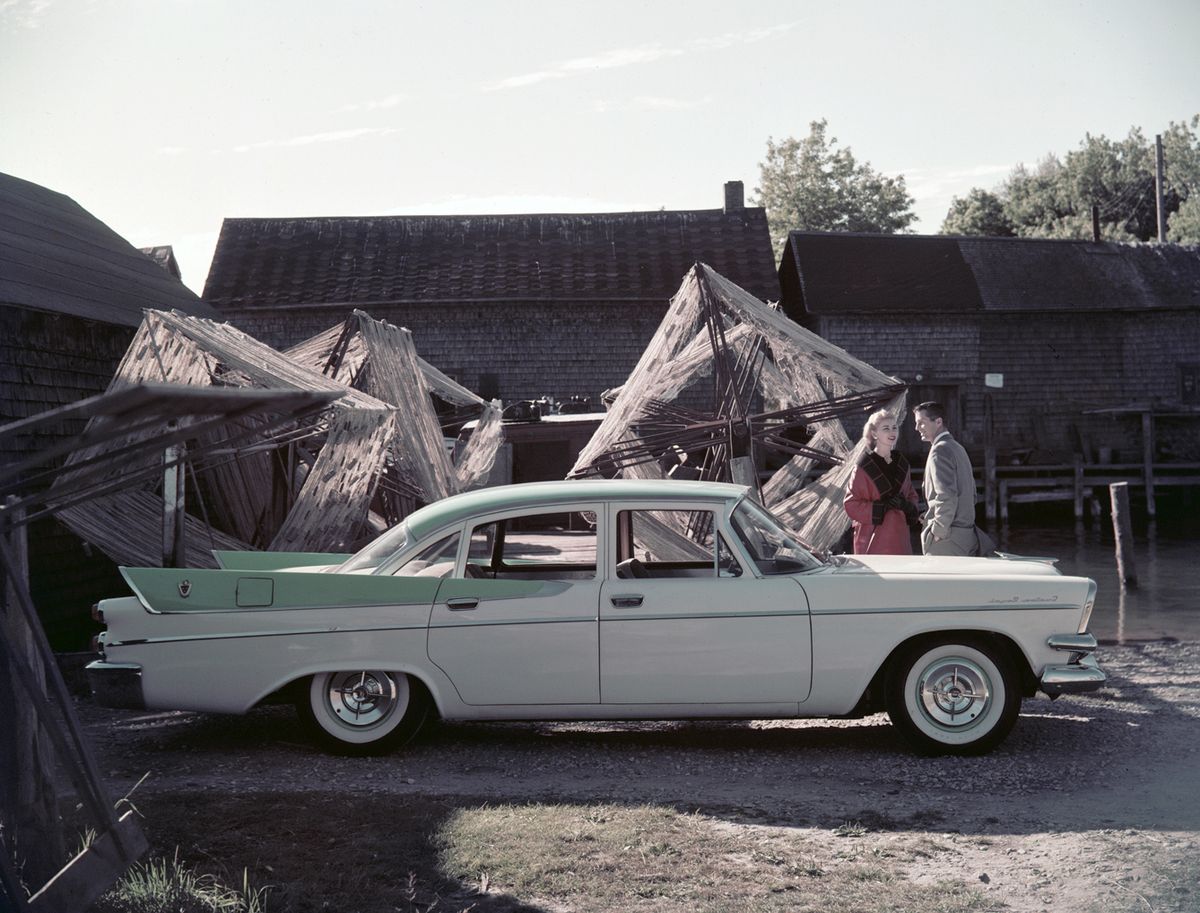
[{"left": 1077, "top": 580, "right": 1097, "bottom": 634}]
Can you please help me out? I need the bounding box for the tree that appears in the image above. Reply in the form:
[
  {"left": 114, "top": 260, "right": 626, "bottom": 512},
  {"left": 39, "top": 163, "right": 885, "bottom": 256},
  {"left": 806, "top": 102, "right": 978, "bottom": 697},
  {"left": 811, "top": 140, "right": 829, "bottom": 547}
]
[
  {"left": 1163, "top": 115, "right": 1200, "bottom": 243},
  {"left": 941, "top": 188, "right": 1015, "bottom": 237},
  {"left": 941, "top": 117, "right": 1200, "bottom": 243},
  {"left": 754, "top": 119, "right": 916, "bottom": 254}
]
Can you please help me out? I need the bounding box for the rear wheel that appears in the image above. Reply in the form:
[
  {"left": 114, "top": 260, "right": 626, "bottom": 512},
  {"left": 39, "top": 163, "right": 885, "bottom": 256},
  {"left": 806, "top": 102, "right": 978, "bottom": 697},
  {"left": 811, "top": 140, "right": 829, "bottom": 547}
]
[
  {"left": 886, "top": 639, "right": 1020, "bottom": 756},
  {"left": 298, "top": 670, "right": 429, "bottom": 755}
]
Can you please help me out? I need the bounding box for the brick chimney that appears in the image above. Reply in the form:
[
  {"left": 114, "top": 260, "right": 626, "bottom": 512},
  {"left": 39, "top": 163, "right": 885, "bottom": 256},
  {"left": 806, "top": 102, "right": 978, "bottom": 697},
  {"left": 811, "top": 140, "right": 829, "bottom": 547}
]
[{"left": 724, "top": 180, "right": 744, "bottom": 212}]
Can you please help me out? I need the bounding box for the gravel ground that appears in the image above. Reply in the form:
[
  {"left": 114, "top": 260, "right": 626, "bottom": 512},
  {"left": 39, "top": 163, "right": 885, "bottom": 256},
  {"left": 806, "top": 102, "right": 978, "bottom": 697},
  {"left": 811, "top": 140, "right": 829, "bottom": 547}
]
[{"left": 79, "top": 640, "right": 1200, "bottom": 912}]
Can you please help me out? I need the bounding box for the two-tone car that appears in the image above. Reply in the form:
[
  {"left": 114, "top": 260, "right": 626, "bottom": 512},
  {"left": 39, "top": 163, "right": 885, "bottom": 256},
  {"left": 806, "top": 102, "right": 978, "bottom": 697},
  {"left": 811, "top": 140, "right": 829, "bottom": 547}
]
[{"left": 88, "top": 479, "right": 1104, "bottom": 755}]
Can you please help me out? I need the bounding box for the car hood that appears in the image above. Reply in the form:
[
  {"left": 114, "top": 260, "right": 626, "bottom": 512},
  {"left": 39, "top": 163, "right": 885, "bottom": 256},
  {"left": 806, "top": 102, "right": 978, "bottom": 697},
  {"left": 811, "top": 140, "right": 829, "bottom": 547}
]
[{"left": 830, "top": 553, "right": 1063, "bottom": 577}]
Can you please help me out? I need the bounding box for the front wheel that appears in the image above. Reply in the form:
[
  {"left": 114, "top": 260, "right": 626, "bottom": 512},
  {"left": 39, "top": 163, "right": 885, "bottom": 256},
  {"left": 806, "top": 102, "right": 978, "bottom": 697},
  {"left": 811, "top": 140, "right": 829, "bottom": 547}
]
[
  {"left": 298, "top": 670, "right": 429, "bottom": 755},
  {"left": 886, "top": 639, "right": 1020, "bottom": 756}
]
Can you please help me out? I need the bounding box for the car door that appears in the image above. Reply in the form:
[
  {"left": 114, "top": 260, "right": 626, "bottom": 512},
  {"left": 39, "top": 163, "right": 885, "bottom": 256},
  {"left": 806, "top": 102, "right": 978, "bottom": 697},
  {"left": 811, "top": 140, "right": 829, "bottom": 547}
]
[
  {"left": 598, "top": 503, "right": 812, "bottom": 705},
  {"left": 427, "top": 504, "right": 603, "bottom": 705}
]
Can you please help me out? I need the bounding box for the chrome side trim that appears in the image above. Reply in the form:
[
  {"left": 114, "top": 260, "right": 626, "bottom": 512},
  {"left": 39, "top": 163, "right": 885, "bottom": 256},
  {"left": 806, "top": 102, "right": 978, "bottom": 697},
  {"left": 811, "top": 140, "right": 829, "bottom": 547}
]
[
  {"left": 811, "top": 603, "right": 1070, "bottom": 617},
  {"left": 107, "top": 621, "right": 430, "bottom": 647},
  {"left": 1040, "top": 655, "right": 1105, "bottom": 696}
]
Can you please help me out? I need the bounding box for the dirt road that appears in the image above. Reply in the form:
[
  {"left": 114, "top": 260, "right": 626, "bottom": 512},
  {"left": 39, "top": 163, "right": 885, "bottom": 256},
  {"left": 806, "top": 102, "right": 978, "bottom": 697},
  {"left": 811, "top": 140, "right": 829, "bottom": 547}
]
[{"left": 80, "top": 641, "right": 1200, "bottom": 912}]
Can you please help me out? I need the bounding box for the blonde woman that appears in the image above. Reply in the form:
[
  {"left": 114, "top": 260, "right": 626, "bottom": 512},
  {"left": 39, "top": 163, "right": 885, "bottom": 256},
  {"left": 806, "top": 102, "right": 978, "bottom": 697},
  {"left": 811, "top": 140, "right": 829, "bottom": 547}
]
[{"left": 843, "top": 410, "right": 920, "bottom": 554}]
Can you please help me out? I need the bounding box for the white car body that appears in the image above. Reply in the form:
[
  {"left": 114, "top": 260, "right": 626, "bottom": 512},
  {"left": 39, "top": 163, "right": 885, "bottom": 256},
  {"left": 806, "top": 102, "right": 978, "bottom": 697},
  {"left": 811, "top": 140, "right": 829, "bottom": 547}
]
[{"left": 88, "top": 479, "right": 1103, "bottom": 755}]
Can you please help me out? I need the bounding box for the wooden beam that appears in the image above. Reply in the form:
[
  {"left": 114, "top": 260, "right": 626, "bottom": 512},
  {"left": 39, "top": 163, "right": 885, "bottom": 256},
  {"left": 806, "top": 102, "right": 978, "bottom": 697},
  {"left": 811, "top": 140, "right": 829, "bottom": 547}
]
[
  {"left": 162, "top": 442, "right": 186, "bottom": 568},
  {"left": 27, "top": 811, "right": 148, "bottom": 913}
]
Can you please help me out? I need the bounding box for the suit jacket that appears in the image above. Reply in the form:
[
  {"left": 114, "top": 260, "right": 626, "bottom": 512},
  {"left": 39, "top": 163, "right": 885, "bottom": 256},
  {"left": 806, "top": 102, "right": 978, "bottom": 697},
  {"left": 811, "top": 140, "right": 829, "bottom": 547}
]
[{"left": 923, "top": 431, "right": 975, "bottom": 540}]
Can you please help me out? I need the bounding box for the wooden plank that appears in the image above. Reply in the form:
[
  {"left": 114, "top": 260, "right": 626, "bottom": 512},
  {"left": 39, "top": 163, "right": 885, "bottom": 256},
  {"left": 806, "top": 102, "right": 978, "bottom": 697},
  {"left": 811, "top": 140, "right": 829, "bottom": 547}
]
[
  {"left": 57, "top": 492, "right": 247, "bottom": 568},
  {"left": 1008, "top": 489, "right": 1083, "bottom": 504},
  {"left": 27, "top": 811, "right": 148, "bottom": 913}
]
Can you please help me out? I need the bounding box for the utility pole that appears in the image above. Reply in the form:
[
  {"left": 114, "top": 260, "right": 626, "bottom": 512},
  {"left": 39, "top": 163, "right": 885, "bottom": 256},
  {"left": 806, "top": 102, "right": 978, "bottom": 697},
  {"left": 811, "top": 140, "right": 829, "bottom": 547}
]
[{"left": 1155, "top": 134, "right": 1167, "bottom": 242}]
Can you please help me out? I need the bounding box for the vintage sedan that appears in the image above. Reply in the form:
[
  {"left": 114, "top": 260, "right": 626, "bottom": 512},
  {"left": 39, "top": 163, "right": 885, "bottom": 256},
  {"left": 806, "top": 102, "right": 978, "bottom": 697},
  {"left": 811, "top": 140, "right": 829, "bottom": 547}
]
[{"left": 88, "top": 479, "right": 1104, "bottom": 756}]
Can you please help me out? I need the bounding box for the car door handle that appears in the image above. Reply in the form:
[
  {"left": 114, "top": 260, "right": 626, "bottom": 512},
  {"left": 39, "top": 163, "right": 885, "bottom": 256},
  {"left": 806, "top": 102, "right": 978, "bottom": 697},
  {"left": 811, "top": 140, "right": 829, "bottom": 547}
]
[
  {"left": 610, "top": 595, "right": 643, "bottom": 608},
  {"left": 445, "top": 597, "right": 479, "bottom": 610}
]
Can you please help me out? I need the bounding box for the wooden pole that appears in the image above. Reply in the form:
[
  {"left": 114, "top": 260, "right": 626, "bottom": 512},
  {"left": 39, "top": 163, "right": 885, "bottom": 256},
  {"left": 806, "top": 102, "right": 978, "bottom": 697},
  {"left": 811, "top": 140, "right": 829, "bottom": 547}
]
[
  {"left": 985, "top": 444, "right": 996, "bottom": 525},
  {"left": 1155, "top": 134, "right": 1167, "bottom": 243},
  {"left": 1109, "top": 481, "right": 1137, "bottom": 588},
  {"left": 984, "top": 393, "right": 996, "bottom": 524},
  {"left": 162, "top": 442, "right": 186, "bottom": 567},
  {"left": 1142, "top": 411, "right": 1156, "bottom": 519},
  {"left": 1073, "top": 454, "right": 1084, "bottom": 522},
  {"left": 0, "top": 500, "right": 67, "bottom": 889}
]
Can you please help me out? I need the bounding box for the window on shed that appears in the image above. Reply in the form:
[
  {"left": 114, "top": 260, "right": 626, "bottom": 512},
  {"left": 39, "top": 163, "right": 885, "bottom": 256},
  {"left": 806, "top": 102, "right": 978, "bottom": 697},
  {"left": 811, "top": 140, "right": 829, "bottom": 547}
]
[{"left": 1181, "top": 364, "right": 1200, "bottom": 405}]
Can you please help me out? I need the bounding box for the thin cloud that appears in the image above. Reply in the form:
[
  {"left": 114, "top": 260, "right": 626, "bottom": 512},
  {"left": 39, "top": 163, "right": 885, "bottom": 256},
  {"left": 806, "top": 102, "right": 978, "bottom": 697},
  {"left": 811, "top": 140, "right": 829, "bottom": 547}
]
[
  {"left": 560, "top": 44, "right": 683, "bottom": 73},
  {"left": 232, "top": 126, "right": 400, "bottom": 153},
  {"left": 594, "top": 95, "right": 711, "bottom": 113},
  {"left": 904, "top": 163, "right": 1011, "bottom": 199},
  {"left": 0, "top": 0, "right": 53, "bottom": 29},
  {"left": 484, "top": 22, "right": 798, "bottom": 92},
  {"left": 156, "top": 146, "right": 187, "bottom": 157}
]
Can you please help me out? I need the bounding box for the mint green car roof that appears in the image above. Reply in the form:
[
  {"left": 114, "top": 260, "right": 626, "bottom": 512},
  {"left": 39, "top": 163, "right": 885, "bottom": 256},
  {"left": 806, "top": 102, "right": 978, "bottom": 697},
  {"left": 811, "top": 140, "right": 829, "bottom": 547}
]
[{"left": 405, "top": 479, "right": 748, "bottom": 541}]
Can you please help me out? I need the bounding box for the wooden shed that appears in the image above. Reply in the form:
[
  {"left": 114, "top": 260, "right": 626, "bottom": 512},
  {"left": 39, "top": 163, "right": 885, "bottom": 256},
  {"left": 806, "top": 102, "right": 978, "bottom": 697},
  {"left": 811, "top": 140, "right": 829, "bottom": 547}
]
[
  {"left": 0, "top": 171, "right": 219, "bottom": 646},
  {"left": 778, "top": 231, "right": 1200, "bottom": 467},
  {"left": 202, "top": 181, "right": 780, "bottom": 408}
]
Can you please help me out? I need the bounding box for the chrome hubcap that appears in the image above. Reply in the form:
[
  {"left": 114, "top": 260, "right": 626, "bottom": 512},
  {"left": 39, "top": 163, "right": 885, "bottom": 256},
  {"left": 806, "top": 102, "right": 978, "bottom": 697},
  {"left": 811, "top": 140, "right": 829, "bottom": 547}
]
[
  {"left": 917, "top": 658, "right": 991, "bottom": 729},
  {"left": 327, "top": 671, "right": 397, "bottom": 728}
]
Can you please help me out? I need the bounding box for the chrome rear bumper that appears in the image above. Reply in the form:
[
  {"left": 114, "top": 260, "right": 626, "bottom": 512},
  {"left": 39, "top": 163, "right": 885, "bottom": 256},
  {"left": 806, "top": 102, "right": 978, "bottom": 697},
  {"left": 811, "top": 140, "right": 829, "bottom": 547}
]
[{"left": 86, "top": 660, "right": 145, "bottom": 710}]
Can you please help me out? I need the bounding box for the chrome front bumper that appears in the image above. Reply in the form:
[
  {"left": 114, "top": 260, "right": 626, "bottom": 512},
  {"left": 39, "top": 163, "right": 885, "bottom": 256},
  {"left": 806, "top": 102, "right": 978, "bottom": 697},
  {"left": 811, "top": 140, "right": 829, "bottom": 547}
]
[
  {"left": 1039, "top": 633, "right": 1106, "bottom": 697},
  {"left": 86, "top": 660, "right": 146, "bottom": 710}
]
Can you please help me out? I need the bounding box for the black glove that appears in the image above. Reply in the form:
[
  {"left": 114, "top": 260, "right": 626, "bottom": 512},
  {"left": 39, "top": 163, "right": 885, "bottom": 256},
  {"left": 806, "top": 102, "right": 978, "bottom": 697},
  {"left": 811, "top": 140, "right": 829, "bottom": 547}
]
[{"left": 877, "top": 495, "right": 920, "bottom": 526}]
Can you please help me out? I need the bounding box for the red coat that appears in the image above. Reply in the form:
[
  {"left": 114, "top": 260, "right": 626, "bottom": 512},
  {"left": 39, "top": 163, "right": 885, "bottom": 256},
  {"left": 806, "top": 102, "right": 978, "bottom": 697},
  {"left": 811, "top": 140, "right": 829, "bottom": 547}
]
[{"left": 844, "top": 452, "right": 920, "bottom": 555}]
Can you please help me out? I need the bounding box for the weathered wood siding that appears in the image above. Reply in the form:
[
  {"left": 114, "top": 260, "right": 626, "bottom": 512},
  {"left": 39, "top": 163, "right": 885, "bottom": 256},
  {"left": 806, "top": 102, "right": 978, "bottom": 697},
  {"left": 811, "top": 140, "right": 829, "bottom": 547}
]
[
  {"left": 1, "top": 305, "right": 136, "bottom": 648},
  {"left": 812, "top": 308, "right": 1200, "bottom": 460}
]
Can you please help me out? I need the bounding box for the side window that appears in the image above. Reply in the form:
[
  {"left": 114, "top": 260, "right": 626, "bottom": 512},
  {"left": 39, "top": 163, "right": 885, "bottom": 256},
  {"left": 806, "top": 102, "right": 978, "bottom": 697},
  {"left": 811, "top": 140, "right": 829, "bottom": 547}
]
[
  {"left": 616, "top": 510, "right": 720, "bottom": 578},
  {"left": 391, "top": 532, "right": 460, "bottom": 578},
  {"left": 466, "top": 511, "right": 597, "bottom": 580}
]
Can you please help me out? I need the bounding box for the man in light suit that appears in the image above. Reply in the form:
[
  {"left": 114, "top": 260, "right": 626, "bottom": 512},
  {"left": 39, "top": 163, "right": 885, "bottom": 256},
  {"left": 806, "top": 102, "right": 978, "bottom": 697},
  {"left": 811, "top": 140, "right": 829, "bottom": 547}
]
[{"left": 914, "top": 401, "right": 978, "bottom": 556}]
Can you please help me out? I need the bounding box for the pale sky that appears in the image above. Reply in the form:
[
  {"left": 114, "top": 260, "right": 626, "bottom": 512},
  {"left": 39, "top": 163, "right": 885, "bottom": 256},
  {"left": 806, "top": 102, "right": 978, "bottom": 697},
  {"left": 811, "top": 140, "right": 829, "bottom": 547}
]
[{"left": 3, "top": 0, "right": 1198, "bottom": 294}]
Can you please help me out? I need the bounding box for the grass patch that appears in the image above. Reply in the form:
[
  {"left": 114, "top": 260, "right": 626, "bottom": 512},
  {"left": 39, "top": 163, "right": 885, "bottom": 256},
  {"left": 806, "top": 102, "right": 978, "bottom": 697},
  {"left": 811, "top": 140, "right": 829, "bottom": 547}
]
[
  {"left": 98, "top": 791, "right": 990, "bottom": 913},
  {"left": 435, "top": 802, "right": 990, "bottom": 913},
  {"left": 92, "top": 850, "right": 268, "bottom": 913}
]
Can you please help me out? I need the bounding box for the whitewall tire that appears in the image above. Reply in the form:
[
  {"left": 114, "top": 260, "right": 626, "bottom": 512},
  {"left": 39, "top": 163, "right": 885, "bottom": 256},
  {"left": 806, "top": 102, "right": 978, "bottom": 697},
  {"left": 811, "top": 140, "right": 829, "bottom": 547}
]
[
  {"left": 298, "top": 670, "right": 429, "bottom": 755},
  {"left": 886, "top": 639, "right": 1020, "bottom": 756}
]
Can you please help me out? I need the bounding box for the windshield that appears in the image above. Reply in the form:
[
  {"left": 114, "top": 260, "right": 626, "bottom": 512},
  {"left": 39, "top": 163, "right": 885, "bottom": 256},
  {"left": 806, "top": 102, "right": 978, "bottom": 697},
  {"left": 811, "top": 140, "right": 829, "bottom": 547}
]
[
  {"left": 338, "top": 521, "right": 412, "bottom": 574},
  {"left": 729, "top": 498, "right": 824, "bottom": 575}
]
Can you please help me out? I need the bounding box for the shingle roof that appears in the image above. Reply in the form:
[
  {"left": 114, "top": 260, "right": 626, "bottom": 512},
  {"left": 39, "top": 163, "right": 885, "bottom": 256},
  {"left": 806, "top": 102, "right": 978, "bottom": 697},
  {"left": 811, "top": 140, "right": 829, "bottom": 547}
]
[
  {"left": 782, "top": 231, "right": 1200, "bottom": 315},
  {"left": 0, "top": 172, "right": 217, "bottom": 327},
  {"left": 139, "top": 245, "right": 182, "bottom": 280},
  {"left": 203, "top": 207, "right": 780, "bottom": 307}
]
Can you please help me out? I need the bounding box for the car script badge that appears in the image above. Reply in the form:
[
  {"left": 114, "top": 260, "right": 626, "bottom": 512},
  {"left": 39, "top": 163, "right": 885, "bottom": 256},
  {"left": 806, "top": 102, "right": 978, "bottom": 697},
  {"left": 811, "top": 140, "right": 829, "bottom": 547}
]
[{"left": 178, "top": 579, "right": 192, "bottom": 598}]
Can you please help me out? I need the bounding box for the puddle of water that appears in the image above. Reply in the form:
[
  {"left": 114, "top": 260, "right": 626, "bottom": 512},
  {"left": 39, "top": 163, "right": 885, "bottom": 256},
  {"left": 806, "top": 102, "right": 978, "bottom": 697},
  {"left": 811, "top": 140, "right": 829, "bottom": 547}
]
[{"left": 997, "top": 522, "right": 1199, "bottom": 644}]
